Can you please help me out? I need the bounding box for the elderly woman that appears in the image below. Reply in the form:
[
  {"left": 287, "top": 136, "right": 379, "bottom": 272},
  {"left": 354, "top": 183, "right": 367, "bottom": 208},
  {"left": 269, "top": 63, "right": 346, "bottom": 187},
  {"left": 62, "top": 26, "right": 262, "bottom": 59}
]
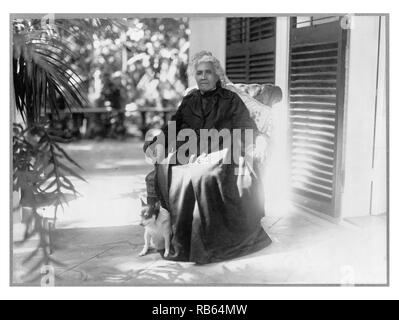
[{"left": 143, "top": 51, "right": 272, "bottom": 264}]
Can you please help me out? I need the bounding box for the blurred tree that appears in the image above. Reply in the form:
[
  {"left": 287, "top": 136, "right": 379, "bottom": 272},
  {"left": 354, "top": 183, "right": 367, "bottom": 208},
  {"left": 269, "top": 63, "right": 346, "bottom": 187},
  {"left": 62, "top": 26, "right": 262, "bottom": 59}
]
[
  {"left": 50, "top": 17, "right": 190, "bottom": 139},
  {"left": 93, "top": 18, "right": 189, "bottom": 136}
]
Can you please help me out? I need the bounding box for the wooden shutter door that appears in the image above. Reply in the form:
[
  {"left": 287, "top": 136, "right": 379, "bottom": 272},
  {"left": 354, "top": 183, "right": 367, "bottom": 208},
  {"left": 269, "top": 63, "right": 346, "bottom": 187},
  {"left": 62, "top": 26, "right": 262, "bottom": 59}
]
[
  {"left": 226, "top": 17, "right": 276, "bottom": 84},
  {"left": 289, "top": 18, "right": 347, "bottom": 218}
]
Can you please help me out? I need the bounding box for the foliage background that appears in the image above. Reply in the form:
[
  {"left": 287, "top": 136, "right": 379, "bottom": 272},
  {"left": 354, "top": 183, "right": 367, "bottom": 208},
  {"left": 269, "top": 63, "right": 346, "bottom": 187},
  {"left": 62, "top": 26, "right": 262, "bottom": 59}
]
[
  {"left": 13, "top": 17, "right": 190, "bottom": 137},
  {"left": 11, "top": 16, "right": 190, "bottom": 270}
]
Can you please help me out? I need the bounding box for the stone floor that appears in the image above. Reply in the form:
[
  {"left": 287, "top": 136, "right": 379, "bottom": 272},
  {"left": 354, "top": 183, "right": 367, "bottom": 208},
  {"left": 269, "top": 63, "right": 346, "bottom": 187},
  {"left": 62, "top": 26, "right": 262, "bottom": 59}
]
[{"left": 11, "top": 139, "right": 388, "bottom": 286}]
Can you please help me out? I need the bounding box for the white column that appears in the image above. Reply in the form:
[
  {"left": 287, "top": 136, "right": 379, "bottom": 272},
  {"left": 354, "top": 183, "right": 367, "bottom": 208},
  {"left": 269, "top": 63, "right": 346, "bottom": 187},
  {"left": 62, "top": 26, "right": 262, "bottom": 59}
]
[
  {"left": 188, "top": 17, "right": 226, "bottom": 87},
  {"left": 371, "top": 16, "right": 387, "bottom": 216},
  {"left": 264, "top": 17, "right": 291, "bottom": 217},
  {"left": 341, "top": 16, "right": 385, "bottom": 218}
]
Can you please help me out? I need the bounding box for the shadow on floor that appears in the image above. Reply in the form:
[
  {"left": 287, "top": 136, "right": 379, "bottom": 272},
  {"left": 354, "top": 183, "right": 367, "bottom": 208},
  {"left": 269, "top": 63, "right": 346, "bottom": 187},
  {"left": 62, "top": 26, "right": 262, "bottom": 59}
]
[{"left": 13, "top": 211, "right": 387, "bottom": 286}]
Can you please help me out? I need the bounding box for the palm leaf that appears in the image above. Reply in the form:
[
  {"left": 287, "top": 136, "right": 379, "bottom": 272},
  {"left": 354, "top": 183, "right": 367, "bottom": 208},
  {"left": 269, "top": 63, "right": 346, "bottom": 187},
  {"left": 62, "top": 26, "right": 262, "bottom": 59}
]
[
  {"left": 13, "top": 32, "right": 87, "bottom": 125},
  {"left": 53, "top": 142, "right": 83, "bottom": 169},
  {"left": 31, "top": 50, "right": 86, "bottom": 104},
  {"left": 12, "top": 20, "right": 90, "bottom": 269},
  {"left": 57, "top": 162, "right": 86, "bottom": 182}
]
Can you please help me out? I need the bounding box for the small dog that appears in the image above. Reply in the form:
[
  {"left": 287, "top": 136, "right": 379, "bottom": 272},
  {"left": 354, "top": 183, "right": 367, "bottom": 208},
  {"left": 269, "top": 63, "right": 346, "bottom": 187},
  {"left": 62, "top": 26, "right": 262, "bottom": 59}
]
[{"left": 139, "top": 199, "right": 172, "bottom": 258}]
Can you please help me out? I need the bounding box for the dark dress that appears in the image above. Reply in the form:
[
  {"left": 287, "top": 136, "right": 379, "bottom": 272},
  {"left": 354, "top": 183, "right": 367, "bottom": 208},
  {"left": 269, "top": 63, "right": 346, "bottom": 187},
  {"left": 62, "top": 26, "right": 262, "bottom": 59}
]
[{"left": 143, "top": 82, "right": 272, "bottom": 264}]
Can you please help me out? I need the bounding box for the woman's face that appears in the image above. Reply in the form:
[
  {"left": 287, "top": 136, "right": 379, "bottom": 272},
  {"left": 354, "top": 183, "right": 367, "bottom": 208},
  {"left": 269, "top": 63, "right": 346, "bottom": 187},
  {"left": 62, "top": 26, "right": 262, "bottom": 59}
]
[{"left": 195, "top": 62, "right": 219, "bottom": 93}]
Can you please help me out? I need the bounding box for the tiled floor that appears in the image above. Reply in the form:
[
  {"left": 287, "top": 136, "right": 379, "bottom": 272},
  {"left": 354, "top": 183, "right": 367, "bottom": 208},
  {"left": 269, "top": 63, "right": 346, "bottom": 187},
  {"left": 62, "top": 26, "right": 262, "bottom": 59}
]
[{"left": 12, "top": 139, "right": 388, "bottom": 286}]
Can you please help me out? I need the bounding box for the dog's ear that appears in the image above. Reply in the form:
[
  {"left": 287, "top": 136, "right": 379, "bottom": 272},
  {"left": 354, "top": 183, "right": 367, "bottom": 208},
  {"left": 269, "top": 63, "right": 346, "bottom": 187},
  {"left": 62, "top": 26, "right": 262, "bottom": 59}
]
[{"left": 140, "top": 197, "right": 147, "bottom": 207}]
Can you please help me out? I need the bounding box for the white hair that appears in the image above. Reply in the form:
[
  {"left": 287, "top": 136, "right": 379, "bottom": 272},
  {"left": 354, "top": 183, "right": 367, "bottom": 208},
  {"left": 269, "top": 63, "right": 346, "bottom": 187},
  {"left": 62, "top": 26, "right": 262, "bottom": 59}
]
[{"left": 187, "top": 51, "right": 231, "bottom": 87}]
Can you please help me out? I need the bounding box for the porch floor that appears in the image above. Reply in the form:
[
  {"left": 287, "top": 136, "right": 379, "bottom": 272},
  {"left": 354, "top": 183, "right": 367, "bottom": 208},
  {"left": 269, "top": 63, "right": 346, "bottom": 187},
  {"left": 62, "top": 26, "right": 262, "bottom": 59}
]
[{"left": 12, "top": 139, "right": 387, "bottom": 286}]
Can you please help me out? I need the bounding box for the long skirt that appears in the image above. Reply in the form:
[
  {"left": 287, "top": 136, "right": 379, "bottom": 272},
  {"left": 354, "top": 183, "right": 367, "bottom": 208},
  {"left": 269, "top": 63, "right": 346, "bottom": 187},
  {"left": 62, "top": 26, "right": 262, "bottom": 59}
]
[{"left": 156, "top": 151, "right": 272, "bottom": 264}]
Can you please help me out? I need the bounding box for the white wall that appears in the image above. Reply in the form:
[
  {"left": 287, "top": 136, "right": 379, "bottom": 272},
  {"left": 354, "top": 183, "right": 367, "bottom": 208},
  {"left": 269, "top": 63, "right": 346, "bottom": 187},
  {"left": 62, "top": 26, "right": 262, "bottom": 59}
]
[
  {"left": 188, "top": 17, "right": 226, "bottom": 87},
  {"left": 341, "top": 16, "right": 387, "bottom": 218}
]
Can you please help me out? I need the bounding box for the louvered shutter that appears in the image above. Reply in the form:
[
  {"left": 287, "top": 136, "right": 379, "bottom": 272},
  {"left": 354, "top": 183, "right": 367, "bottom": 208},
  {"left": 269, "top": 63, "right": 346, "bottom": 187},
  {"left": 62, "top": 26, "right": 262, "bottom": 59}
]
[
  {"left": 226, "top": 17, "right": 276, "bottom": 84},
  {"left": 289, "top": 18, "right": 347, "bottom": 218}
]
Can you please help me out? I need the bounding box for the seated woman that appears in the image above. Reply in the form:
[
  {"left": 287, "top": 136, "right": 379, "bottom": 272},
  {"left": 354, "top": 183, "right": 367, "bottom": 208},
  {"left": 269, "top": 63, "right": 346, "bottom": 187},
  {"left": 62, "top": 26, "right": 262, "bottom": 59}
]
[{"left": 143, "top": 51, "right": 272, "bottom": 264}]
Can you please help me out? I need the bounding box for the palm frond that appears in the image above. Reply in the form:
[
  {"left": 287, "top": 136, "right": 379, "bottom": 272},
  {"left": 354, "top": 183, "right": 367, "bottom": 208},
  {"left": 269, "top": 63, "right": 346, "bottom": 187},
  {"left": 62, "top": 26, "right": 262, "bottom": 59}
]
[
  {"left": 11, "top": 17, "right": 130, "bottom": 274},
  {"left": 13, "top": 123, "right": 85, "bottom": 268},
  {"left": 13, "top": 30, "right": 87, "bottom": 125}
]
